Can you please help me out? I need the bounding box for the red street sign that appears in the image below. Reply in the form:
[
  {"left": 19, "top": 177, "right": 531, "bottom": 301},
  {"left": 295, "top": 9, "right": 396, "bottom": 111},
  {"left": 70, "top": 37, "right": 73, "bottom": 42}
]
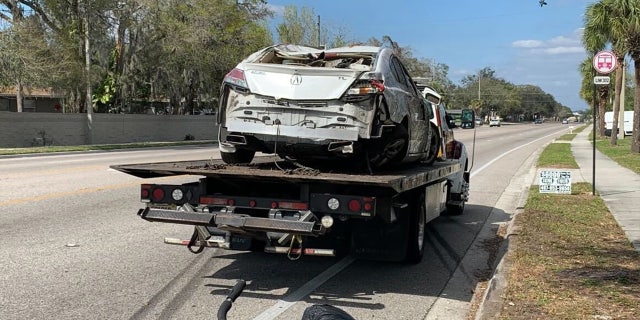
[{"left": 593, "top": 50, "right": 617, "bottom": 74}]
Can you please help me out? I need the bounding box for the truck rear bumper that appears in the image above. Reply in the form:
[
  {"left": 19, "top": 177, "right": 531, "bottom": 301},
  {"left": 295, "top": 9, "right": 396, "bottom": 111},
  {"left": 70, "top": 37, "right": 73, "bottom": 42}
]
[{"left": 137, "top": 207, "right": 322, "bottom": 236}]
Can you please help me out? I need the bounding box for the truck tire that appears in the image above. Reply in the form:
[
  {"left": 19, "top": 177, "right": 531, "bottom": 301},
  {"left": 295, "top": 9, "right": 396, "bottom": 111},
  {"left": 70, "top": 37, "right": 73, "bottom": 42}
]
[
  {"left": 221, "top": 149, "right": 255, "bottom": 164},
  {"left": 405, "top": 192, "right": 426, "bottom": 264}
]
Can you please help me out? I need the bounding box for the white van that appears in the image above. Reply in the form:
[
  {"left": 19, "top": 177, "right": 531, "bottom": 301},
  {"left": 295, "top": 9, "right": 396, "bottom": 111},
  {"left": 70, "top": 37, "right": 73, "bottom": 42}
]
[{"left": 604, "top": 111, "right": 634, "bottom": 136}]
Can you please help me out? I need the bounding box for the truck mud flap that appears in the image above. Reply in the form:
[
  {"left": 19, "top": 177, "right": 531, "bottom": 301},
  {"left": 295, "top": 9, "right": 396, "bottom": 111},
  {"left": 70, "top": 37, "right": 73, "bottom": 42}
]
[{"left": 137, "top": 207, "right": 319, "bottom": 236}]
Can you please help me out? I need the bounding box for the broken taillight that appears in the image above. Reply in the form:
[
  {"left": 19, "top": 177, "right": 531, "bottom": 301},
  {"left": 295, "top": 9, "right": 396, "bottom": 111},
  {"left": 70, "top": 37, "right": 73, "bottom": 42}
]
[
  {"left": 223, "top": 68, "right": 248, "bottom": 88},
  {"left": 346, "top": 80, "right": 384, "bottom": 97}
]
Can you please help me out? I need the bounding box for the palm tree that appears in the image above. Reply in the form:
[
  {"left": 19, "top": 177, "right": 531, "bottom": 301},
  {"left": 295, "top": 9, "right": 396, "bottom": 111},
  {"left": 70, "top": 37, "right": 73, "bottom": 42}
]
[
  {"left": 607, "top": 0, "right": 640, "bottom": 152},
  {"left": 583, "top": 0, "right": 624, "bottom": 142},
  {"left": 583, "top": 0, "right": 640, "bottom": 152}
]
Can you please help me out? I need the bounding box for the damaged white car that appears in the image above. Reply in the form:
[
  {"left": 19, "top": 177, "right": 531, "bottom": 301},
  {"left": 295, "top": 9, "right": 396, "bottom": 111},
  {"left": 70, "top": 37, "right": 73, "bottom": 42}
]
[{"left": 217, "top": 43, "right": 435, "bottom": 170}]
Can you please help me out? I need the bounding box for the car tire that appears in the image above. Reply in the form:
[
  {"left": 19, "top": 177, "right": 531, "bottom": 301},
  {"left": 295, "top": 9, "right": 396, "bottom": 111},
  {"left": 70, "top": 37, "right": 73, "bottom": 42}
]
[
  {"left": 367, "top": 125, "right": 408, "bottom": 169},
  {"left": 221, "top": 149, "right": 255, "bottom": 164},
  {"left": 423, "top": 124, "right": 439, "bottom": 165}
]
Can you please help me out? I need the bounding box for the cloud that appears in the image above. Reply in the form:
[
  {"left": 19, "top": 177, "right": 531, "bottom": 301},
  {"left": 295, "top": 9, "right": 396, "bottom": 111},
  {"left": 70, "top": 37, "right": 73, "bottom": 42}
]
[
  {"left": 543, "top": 46, "right": 585, "bottom": 54},
  {"left": 512, "top": 29, "right": 585, "bottom": 55},
  {"left": 512, "top": 40, "right": 544, "bottom": 48}
]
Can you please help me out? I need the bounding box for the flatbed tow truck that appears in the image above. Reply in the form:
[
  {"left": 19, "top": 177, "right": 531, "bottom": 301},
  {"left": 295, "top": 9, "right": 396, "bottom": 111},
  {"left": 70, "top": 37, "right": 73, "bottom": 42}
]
[{"left": 112, "top": 140, "right": 471, "bottom": 263}]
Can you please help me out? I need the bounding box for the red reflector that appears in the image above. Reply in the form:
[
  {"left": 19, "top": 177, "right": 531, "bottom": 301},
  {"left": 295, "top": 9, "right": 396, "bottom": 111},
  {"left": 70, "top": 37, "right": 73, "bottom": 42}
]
[
  {"left": 227, "top": 199, "right": 235, "bottom": 206},
  {"left": 278, "top": 201, "right": 309, "bottom": 210},
  {"left": 363, "top": 202, "right": 373, "bottom": 211},
  {"left": 348, "top": 199, "right": 361, "bottom": 212},
  {"left": 200, "top": 197, "right": 228, "bottom": 205},
  {"left": 141, "top": 184, "right": 152, "bottom": 199},
  {"left": 249, "top": 200, "right": 257, "bottom": 207},
  {"left": 151, "top": 188, "right": 165, "bottom": 202},
  {"left": 271, "top": 201, "right": 278, "bottom": 209}
]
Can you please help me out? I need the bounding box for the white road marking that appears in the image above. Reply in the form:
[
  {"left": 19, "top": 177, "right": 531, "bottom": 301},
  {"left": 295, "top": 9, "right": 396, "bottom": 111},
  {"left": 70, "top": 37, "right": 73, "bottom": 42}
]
[
  {"left": 253, "top": 255, "right": 356, "bottom": 320},
  {"left": 470, "top": 128, "right": 568, "bottom": 178}
]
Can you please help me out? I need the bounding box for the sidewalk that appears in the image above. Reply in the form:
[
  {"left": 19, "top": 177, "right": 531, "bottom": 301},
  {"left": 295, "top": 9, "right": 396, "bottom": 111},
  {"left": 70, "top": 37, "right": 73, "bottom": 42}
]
[{"left": 571, "top": 127, "right": 640, "bottom": 252}]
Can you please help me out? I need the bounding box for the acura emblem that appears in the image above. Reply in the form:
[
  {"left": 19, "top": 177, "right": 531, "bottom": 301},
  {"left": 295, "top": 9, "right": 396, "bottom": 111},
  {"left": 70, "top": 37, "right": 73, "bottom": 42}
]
[{"left": 290, "top": 74, "right": 302, "bottom": 85}]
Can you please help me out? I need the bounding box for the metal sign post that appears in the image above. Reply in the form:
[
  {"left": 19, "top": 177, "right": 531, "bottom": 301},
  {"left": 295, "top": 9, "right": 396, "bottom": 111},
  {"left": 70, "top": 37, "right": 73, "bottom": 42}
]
[{"left": 591, "top": 50, "right": 617, "bottom": 195}]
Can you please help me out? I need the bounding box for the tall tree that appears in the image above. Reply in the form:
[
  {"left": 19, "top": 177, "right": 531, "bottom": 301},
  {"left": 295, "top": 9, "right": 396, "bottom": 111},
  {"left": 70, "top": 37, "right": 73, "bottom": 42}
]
[
  {"left": 584, "top": 0, "right": 640, "bottom": 152},
  {"left": 583, "top": 0, "right": 627, "bottom": 145}
]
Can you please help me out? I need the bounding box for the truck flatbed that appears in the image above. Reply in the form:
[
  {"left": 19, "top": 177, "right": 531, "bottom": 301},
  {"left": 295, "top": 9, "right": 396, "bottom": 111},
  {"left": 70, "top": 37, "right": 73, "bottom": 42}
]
[{"left": 111, "top": 156, "right": 462, "bottom": 193}]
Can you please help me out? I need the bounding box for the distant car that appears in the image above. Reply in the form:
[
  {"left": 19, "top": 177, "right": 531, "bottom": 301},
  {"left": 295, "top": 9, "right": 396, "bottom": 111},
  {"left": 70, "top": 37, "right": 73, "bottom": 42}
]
[
  {"left": 217, "top": 43, "right": 435, "bottom": 169},
  {"left": 489, "top": 119, "right": 501, "bottom": 127},
  {"left": 561, "top": 119, "right": 569, "bottom": 124},
  {"left": 475, "top": 117, "right": 483, "bottom": 126},
  {"left": 534, "top": 118, "right": 543, "bottom": 124}
]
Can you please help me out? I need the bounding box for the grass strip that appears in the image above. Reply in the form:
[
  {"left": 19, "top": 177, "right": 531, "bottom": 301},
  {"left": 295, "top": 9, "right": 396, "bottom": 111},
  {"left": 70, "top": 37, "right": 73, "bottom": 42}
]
[
  {"left": 500, "top": 183, "right": 640, "bottom": 319},
  {"left": 537, "top": 143, "right": 578, "bottom": 169},
  {"left": 595, "top": 137, "right": 640, "bottom": 175}
]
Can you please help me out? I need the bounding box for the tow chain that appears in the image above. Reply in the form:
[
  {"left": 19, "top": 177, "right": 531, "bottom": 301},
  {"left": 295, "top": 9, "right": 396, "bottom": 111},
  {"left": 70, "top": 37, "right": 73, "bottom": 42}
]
[{"left": 287, "top": 234, "right": 303, "bottom": 260}]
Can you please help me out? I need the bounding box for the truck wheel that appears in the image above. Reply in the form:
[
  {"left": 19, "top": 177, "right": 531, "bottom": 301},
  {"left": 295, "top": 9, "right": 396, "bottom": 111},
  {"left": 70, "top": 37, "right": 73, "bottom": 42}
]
[
  {"left": 405, "top": 193, "right": 426, "bottom": 264},
  {"left": 221, "top": 149, "right": 255, "bottom": 164}
]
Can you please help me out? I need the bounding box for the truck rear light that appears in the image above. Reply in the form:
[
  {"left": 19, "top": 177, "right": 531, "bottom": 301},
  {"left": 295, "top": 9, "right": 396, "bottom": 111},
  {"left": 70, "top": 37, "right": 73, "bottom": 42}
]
[
  {"left": 223, "top": 68, "right": 248, "bottom": 88},
  {"left": 249, "top": 200, "right": 257, "bottom": 207},
  {"left": 363, "top": 202, "right": 373, "bottom": 211},
  {"left": 348, "top": 199, "right": 361, "bottom": 212},
  {"left": 227, "top": 199, "right": 235, "bottom": 206},
  {"left": 151, "top": 187, "right": 165, "bottom": 202},
  {"left": 141, "top": 184, "right": 152, "bottom": 200}
]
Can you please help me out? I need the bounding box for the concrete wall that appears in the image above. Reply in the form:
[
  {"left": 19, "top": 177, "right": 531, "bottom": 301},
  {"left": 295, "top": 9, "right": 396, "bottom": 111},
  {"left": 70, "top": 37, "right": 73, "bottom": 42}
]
[{"left": 0, "top": 112, "right": 218, "bottom": 148}]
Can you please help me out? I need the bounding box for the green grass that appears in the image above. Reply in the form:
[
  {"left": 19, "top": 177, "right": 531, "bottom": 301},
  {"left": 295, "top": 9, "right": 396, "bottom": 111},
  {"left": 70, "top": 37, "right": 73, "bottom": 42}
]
[
  {"left": 536, "top": 143, "right": 578, "bottom": 169},
  {"left": 0, "top": 140, "right": 215, "bottom": 156},
  {"left": 500, "top": 183, "right": 640, "bottom": 319},
  {"left": 595, "top": 137, "right": 640, "bottom": 174},
  {"left": 556, "top": 133, "right": 576, "bottom": 141},
  {"left": 499, "top": 130, "right": 640, "bottom": 319}
]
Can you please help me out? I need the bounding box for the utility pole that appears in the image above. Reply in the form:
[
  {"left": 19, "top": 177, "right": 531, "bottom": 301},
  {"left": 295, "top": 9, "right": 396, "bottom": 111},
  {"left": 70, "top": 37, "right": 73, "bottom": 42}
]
[
  {"left": 317, "top": 15, "right": 321, "bottom": 48},
  {"left": 84, "top": 0, "right": 93, "bottom": 144}
]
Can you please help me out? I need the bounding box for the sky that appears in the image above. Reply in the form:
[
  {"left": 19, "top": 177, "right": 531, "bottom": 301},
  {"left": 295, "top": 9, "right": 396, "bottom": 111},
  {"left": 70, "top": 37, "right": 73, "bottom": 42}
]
[{"left": 265, "top": 0, "right": 597, "bottom": 111}]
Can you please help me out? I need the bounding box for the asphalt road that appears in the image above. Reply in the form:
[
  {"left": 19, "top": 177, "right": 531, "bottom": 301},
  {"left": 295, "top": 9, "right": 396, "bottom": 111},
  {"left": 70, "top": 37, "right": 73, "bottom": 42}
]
[{"left": 0, "top": 122, "right": 573, "bottom": 320}]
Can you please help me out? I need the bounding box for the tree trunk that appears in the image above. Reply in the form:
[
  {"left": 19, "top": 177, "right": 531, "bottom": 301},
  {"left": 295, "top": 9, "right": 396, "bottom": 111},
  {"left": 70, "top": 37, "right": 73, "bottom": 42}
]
[
  {"left": 610, "top": 58, "right": 624, "bottom": 145},
  {"left": 15, "top": 80, "right": 23, "bottom": 112},
  {"left": 632, "top": 58, "right": 640, "bottom": 153},
  {"left": 598, "top": 86, "right": 608, "bottom": 137}
]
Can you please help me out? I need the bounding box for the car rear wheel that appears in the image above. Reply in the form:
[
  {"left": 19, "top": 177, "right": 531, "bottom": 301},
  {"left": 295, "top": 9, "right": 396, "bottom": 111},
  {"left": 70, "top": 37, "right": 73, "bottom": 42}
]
[
  {"left": 367, "top": 125, "right": 408, "bottom": 169},
  {"left": 221, "top": 149, "right": 255, "bottom": 164}
]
